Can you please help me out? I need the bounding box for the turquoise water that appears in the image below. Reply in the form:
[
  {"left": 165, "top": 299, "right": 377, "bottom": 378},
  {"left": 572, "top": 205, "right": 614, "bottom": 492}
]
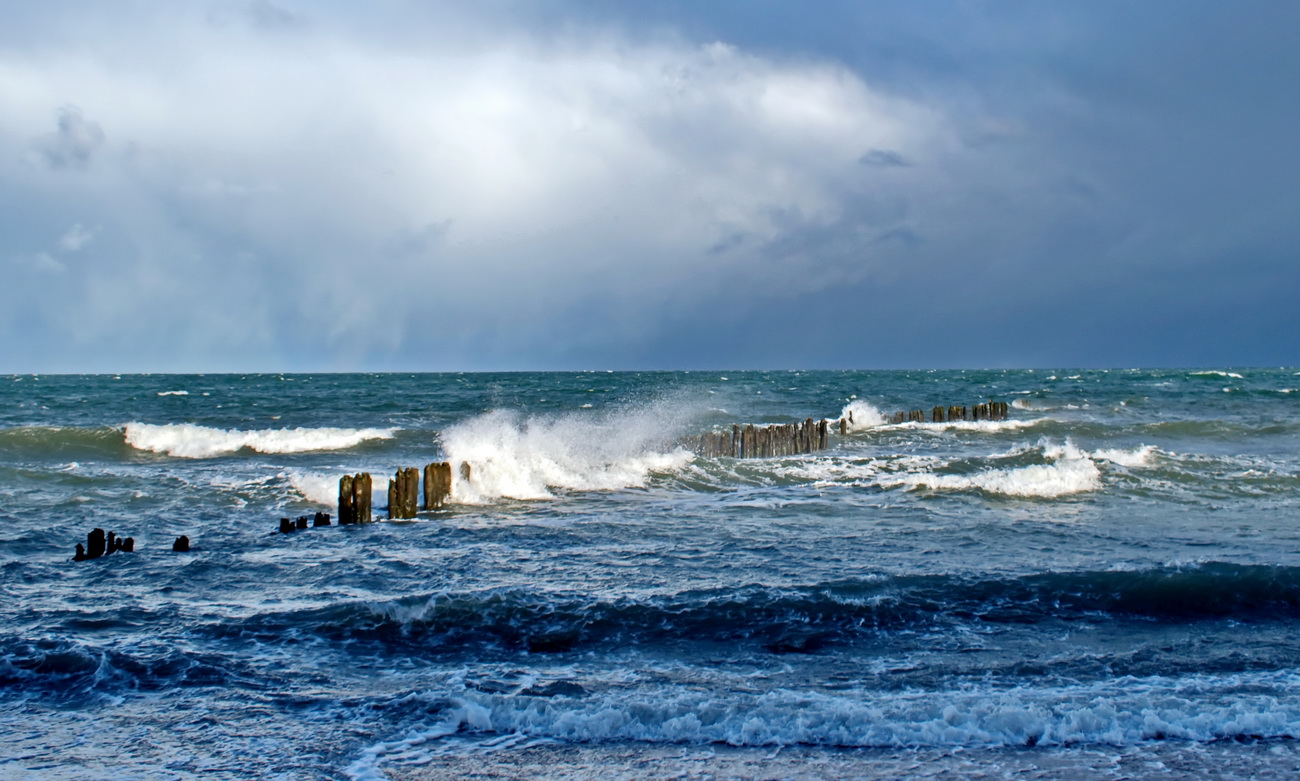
[{"left": 2, "top": 369, "right": 1299, "bottom": 778}]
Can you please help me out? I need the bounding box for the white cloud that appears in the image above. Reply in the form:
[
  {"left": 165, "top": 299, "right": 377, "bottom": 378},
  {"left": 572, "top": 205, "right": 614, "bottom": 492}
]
[
  {"left": 31, "top": 252, "right": 66, "bottom": 273},
  {"left": 0, "top": 7, "right": 955, "bottom": 367},
  {"left": 57, "top": 223, "right": 97, "bottom": 251}
]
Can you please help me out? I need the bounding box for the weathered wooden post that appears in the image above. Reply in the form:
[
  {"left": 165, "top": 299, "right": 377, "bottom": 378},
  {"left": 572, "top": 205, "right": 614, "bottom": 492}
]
[
  {"left": 839, "top": 417, "right": 847, "bottom": 435},
  {"left": 460, "top": 462, "right": 472, "bottom": 483},
  {"left": 358, "top": 473, "right": 372, "bottom": 523},
  {"left": 424, "top": 461, "right": 452, "bottom": 510},
  {"left": 339, "top": 472, "right": 372, "bottom": 524},
  {"left": 388, "top": 467, "right": 419, "bottom": 519}
]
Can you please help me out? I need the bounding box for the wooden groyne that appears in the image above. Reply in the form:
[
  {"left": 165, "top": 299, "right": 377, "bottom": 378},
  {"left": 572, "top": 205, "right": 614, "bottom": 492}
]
[
  {"left": 680, "top": 418, "right": 832, "bottom": 458},
  {"left": 326, "top": 399, "right": 1010, "bottom": 524},
  {"left": 681, "top": 398, "right": 1010, "bottom": 459},
  {"left": 888, "top": 400, "right": 1008, "bottom": 424}
]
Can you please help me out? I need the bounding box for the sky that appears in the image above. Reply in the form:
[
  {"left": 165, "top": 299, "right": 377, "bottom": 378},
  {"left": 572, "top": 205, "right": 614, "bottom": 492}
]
[{"left": 2, "top": 1, "right": 1298, "bottom": 372}]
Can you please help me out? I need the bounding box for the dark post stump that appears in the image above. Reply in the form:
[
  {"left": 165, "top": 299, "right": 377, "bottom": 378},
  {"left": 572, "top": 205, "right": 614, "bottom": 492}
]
[
  {"left": 339, "top": 475, "right": 355, "bottom": 525},
  {"left": 173, "top": 535, "right": 190, "bottom": 552},
  {"left": 357, "top": 473, "right": 372, "bottom": 523},
  {"left": 87, "top": 528, "right": 106, "bottom": 559}
]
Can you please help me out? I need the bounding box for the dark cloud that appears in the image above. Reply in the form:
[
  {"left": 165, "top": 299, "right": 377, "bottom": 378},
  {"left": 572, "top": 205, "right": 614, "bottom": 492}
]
[
  {"left": 1, "top": 2, "right": 1298, "bottom": 371},
  {"left": 37, "top": 106, "right": 104, "bottom": 170},
  {"left": 858, "top": 149, "right": 911, "bottom": 168}
]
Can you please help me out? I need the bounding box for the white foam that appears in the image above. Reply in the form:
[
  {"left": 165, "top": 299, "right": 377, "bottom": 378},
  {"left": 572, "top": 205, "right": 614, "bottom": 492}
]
[
  {"left": 123, "top": 422, "right": 396, "bottom": 458},
  {"left": 156, "top": 390, "right": 189, "bottom": 396},
  {"left": 1089, "top": 445, "right": 1157, "bottom": 468},
  {"left": 838, "top": 400, "right": 887, "bottom": 431},
  {"left": 904, "top": 417, "right": 1044, "bottom": 433},
  {"left": 890, "top": 453, "right": 1101, "bottom": 498},
  {"left": 348, "top": 671, "right": 1300, "bottom": 776},
  {"left": 441, "top": 408, "right": 694, "bottom": 503},
  {"left": 1191, "top": 370, "right": 1244, "bottom": 379},
  {"left": 886, "top": 439, "right": 1161, "bottom": 498},
  {"left": 1012, "top": 399, "right": 1080, "bottom": 411},
  {"left": 287, "top": 470, "right": 394, "bottom": 507}
]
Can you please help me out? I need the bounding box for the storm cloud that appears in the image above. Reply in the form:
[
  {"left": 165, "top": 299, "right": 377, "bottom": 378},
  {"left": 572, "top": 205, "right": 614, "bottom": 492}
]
[{"left": 1, "top": 1, "right": 1297, "bottom": 371}]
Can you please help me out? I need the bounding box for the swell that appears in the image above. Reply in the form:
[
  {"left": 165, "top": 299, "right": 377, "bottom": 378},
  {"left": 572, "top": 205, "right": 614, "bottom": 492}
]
[
  {"left": 0, "top": 425, "right": 133, "bottom": 460},
  {"left": 209, "top": 562, "right": 1300, "bottom": 655},
  {"left": 0, "top": 635, "right": 254, "bottom": 698}
]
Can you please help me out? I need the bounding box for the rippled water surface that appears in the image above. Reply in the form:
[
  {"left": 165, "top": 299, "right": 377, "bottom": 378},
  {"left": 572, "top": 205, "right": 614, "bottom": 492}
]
[{"left": 2, "top": 369, "right": 1299, "bottom": 778}]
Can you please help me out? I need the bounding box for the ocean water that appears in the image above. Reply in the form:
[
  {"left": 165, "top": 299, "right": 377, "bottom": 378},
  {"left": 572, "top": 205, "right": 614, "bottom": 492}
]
[{"left": 2, "top": 369, "right": 1300, "bottom": 779}]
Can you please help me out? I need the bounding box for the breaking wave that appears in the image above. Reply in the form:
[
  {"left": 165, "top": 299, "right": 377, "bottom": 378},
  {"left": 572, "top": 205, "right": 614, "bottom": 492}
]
[
  {"left": 123, "top": 423, "right": 396, "bottom": 458},
  {"left": 839, "top": 400, "right": 887, "bottom": 431},
  {"left": 354, "top": 673, "right": 1300, "bottom": 768},
  {"left": 875, "top": 440, "right": 1153, "bottom": 498}
]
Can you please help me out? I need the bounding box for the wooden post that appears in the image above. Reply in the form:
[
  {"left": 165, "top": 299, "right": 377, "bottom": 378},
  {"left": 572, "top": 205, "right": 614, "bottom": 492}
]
[
  {"left": 460, "top": 462, "right": 472, "bottom": 483},
  {"left": 339, "top": 474, "right": 355, "bottom": 525},
  {"left": 424, "top": 461, "right": 452, "bottom": 509},
  {"left": 932, "top": 406, "right": 944, "bottom": 423},
  {"left": 839, "top": 417, "right": 847, "bottom": 435},
  {"left": 389, "top": 467, "right": 419, "bottom": 519}
]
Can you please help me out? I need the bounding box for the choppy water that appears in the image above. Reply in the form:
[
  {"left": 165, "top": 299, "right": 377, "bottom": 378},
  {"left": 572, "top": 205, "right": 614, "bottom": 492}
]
[{"left": 2, "top": 369, "right": 1299, "bottom": 778}]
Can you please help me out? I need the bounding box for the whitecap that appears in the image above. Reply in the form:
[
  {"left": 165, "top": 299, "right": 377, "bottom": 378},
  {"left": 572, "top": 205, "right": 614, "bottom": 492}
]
[
  {"left": 123, "top": 422, "right": 396, "bottom": 458},
  {"left": 441, "top": 407, "right": 693, "bottom": 503}
]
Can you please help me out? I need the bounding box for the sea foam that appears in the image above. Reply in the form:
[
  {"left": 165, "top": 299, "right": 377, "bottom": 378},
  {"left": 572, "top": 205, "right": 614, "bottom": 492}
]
[
  {"left": 883, "top": 440, "right": 1157, "bottom": 498},
  {"left": 441, "top": 407, "right": 693, "bottom": 502},
  {"left": 347, "top": 670, "right": 1300, "bottom": 777},
  {"left": 891, "top": 447, "right": 1101, "bottom": 497},
  {"left": 124, "top": 422, "right": 395, "bottom": 458},
  {"left": 838, "top": 400, "right": 887, "bottom": 431}
]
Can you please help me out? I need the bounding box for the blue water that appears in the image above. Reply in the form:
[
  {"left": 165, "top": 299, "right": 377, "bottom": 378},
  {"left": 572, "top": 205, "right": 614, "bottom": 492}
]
[{"left": 2, "top": 369, "right": 1299, "bottom": 778}]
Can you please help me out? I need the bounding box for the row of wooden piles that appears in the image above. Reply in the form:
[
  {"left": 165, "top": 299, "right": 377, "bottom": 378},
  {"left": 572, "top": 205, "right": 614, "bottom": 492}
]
[
  {"left": 337, "top": 461, "right": 463, "bottom": 524},
  {"left": 889, "top": 400, "right": 1009, "bottom": 424},
  {"left": 682, "top": 399, "right": 1009, "bottom": 459},
  {"left": 681, "top": 417, "right": 841, "bottom": 459}
]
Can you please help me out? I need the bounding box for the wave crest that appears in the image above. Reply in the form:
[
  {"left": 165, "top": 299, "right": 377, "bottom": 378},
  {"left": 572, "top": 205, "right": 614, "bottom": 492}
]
[
  {"left": 123, "top": 423, "right": 395, "bottom": 458},
  {"left": 441, "top": 408, "right": 692, "bottom": 502}
]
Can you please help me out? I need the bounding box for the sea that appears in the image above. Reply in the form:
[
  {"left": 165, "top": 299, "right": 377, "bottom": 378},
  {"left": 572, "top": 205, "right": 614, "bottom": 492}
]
[{"left": 2, "top": 369, "right": 1300, "bottom": 779}]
